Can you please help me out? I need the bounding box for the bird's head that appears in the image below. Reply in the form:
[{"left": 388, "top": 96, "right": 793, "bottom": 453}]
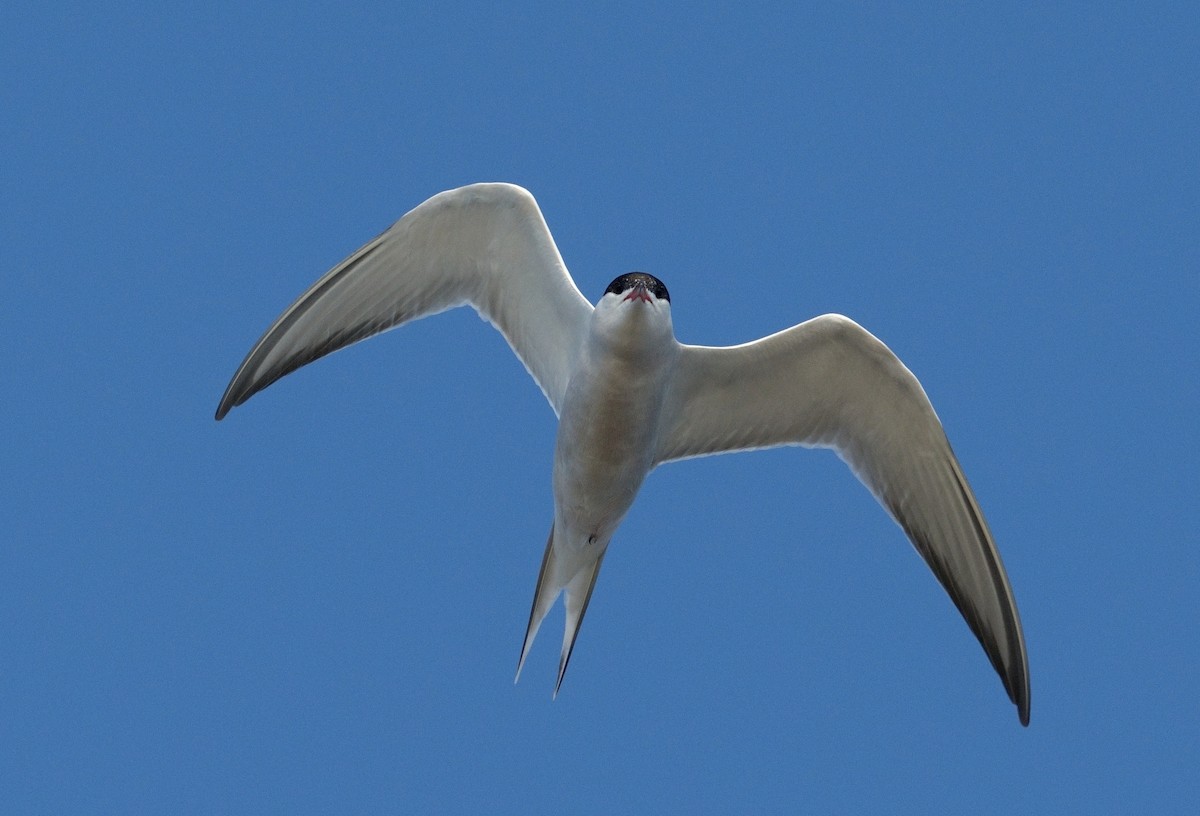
[
  {"left": 602, "top": 272, "right": 670, "bottom": 307},
  {"left": 591, "top": 271, "right": 675, "bottom": 353}
]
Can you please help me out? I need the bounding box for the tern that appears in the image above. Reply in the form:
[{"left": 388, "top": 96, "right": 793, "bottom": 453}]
[{"left": 216, "top": 182, "right": 1030, "bottom": 725}]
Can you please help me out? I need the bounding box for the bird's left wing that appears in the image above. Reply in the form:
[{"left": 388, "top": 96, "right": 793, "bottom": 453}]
[
  {"left": 216, "top": 183, "right": 593, "bottom": 419},
  {"left": 654, "top": 314, "right": 1030, "bottom": 725}
]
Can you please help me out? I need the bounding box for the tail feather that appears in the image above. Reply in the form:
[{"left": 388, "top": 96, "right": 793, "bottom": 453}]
[
  {"left": 515, "top": 523, "right": 560, "bottom": 683},
  {"left": 514, "top": 522, "right": 610, "bottom": 696},
  {"left": 554, "top": 550, "right": 607, "bottom": 698}
]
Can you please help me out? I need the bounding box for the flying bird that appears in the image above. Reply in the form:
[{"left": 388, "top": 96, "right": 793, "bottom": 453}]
[{"left": 216, "top": 183, "right": 1030, "bottom": 725}]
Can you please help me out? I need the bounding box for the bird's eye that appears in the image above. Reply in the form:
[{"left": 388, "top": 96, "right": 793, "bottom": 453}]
[
  {"left": 604, "top": 272, "right": 670, "bottom": 303},
  {"left": 604, "top": 273, "right": 636, "bottom": 297}
]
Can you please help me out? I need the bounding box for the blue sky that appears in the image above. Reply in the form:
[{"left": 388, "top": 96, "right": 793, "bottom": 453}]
[{"left": 3, "top": 2, "right": 1197, "bottom": 812}]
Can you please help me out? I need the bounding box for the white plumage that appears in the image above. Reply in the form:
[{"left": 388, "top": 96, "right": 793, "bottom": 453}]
[{"left": 217, "top": 183, "right": 1030, "bottom": 725}]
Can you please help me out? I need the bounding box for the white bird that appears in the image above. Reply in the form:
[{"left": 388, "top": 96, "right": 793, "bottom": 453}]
[{"left": 216, "top": 182, "right": 1030, "bottom": 725}]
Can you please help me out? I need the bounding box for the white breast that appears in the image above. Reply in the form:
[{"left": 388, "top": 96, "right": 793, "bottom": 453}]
[{"left": 551, "top": 302, "right": 679, "bottom": 546}]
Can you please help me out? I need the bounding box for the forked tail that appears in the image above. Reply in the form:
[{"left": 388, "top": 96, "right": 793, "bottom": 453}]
[{"left": 514, "top": 522, "right": 608, "bottom": 697}]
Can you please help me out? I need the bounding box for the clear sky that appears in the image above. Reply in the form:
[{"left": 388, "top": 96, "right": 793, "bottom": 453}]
[{"left": 3, "top": 2, "right": 1197, "bottom": 813}]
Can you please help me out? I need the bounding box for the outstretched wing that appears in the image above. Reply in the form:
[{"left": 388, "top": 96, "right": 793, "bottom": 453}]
[
  {"left": 655, "top": 314, "right": 1030, "bottom": 725},
  {"left": 216, "top": 183, "right": 593, "bottom": 419}
]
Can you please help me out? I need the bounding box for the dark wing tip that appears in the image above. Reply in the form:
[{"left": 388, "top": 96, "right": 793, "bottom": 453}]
[
  {"left": 214, "top": 384, "right": 240, "bottom": 420},
  {"left": 213, "top": 369, "right": 262, "bottom": 421},
  {"left": 887, "top": 454, "right": 1031, "bottom": 728},
  {"left": 214, "top": 390, "right": 241, "bottom": 421},
  {"left": 1015, "top": 670, "right": 1031, "bottom": 726},
  {"left": 213, "top": 319, "right": 377, "bottom": 421},
  {"left": 215, "top": 236, "right": 393, "bottom": 423},
  {"left": 1001, "top": 654, "right": 1031, "bottom": 726}
]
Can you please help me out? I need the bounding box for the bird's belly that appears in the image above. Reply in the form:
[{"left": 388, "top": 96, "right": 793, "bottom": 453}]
[
  {"left": 552, "top": 371, "right": 662, "bottom": 544},
  {"left": 556, "top": 435, "right": 647, "bottom": 538}
]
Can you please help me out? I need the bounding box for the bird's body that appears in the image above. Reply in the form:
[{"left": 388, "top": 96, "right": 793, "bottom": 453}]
[
  {"left": 530, "top": 275, "right": 679, "bottom": 689},
  {"left": 555, "top": 286, "right": 673, "bottom": 540},
  {"left": 217, "top": 183, "right": 1031, "bottom": 724}
]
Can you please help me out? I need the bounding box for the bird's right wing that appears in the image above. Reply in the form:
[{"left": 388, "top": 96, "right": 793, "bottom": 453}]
[{"left": 216, "top": 183, "right": 593, "bottom": 419}]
